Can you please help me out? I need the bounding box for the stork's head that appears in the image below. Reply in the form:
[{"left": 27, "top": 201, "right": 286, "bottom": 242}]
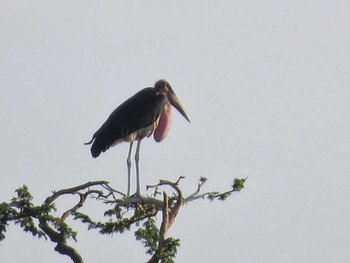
[{"left": 155, "top": 79, "right": 190, "bottom": 123}]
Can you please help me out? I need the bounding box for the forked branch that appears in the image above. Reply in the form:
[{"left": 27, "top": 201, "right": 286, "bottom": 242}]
[{"left": 0, "top": 177, "right": 246, "bottom": 263}]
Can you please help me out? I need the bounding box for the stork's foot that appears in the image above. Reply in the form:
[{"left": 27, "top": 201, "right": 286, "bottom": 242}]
[{"left": 119, "top": 192, "right": 146, "bottom": 204}]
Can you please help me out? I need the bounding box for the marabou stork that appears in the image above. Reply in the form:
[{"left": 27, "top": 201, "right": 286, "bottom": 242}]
[{"left": 85, "top": 79, "right": 190, "bottom": 196}]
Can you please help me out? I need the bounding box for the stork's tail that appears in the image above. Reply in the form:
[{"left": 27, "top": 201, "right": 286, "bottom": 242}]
[
  {"left": 84, "top": 137, "right": 94, "bottom": 145},
  {"left": 84, "top": 136, "right": 103, "bottom": 158}
]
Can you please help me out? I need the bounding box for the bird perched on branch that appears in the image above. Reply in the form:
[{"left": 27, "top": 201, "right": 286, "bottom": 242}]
[{"left": 85, "top": 79, "right": 190, "bottom": 196}]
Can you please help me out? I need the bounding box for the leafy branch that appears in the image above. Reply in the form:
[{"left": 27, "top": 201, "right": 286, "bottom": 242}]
[{"left": 0, "top": 177, "right": 246, "bottom": 262}]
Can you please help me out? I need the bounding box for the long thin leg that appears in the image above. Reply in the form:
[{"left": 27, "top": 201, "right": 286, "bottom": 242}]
[
  {"left": 126, "top": 141, "right": 134, "bottom": 197},
  {"left": 135, "top": 140, "right": 142, "bottom": 196}
]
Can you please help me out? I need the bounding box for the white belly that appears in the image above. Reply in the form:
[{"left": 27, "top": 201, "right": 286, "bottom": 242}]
[{"left": 110, "top": 119, "right": 160, "bottom": 147}]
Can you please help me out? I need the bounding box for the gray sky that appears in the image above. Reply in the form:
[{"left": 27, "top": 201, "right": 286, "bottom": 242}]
[{"left": 1, "top": 0, "right": 349, "bottom": 262}]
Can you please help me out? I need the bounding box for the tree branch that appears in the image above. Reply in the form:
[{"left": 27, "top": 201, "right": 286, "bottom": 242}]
[{"left": 1, "top": 177, "right": 246, "bottom": 263}]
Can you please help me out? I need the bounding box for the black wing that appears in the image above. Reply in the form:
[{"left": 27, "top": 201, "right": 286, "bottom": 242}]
[{"left": 86, "top": 88, "right": 166, "bottom": 157}]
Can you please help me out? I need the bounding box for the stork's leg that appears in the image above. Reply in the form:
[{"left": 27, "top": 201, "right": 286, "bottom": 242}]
[
  {"left": 135, "top": 140, "right": 142, "bottom": 196},
  {"left": 126, "top": 141, "right": 134, "bottom": 197}
]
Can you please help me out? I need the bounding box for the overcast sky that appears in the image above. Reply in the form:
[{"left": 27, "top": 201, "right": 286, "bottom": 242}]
[{"left": 1, "top": 1, "right": 349, "bottom": 262}]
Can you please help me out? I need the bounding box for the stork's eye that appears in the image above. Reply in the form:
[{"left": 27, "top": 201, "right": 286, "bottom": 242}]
[{"left": 159, "top": 85, "right": 168, "bottom": 93}]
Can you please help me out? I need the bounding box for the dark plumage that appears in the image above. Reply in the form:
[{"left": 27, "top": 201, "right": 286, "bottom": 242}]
[
  {"left": 85, "top": 88, "right": 166, "bottom": 157},
  {"left": 85, "top": 79, "right": 190, "bottom": 196}
]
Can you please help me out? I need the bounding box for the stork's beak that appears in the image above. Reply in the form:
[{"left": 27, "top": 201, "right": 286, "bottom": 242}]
[{"left": 168, "top": 90, "right": 191, "bottom": 123}]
